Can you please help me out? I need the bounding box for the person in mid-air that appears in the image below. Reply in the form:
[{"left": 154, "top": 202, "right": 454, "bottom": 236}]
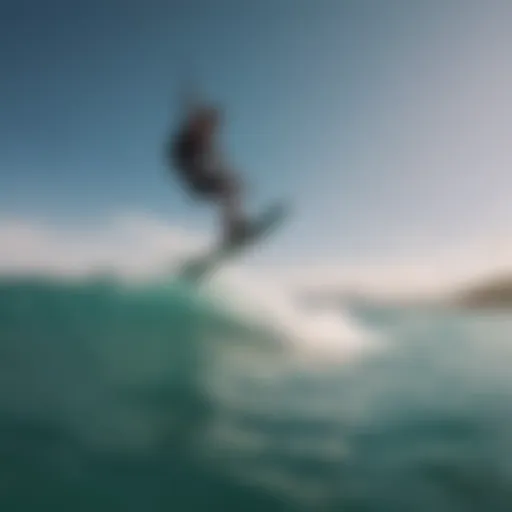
[{"left": 167, "top": 87, "right": 250, "bottom": 245}]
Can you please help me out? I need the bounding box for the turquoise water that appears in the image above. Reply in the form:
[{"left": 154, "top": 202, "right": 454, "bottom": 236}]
[{"left": 1, "top": 276, "right": 512, "bottom": 511}]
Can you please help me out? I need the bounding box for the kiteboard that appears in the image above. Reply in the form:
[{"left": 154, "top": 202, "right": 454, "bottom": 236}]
[{"left": 178, "top": 201, "right": 288, "bottom": 283}]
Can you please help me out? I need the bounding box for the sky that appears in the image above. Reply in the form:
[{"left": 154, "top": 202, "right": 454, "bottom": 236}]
[{"left": 1, "top": 0, "right": 512, "bottom": 292}]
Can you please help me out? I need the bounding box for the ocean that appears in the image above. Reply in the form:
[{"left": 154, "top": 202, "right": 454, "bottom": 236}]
[{"left": 1, "top": 273, "right": 512, "bottom": 512}]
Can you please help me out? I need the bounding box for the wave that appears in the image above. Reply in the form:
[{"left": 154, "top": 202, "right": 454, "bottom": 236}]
[{"left": 0, "top": 271, "right": 378, "bottom": 510}]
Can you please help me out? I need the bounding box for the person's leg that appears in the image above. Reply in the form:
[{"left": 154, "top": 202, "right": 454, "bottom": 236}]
[
  {"left": 219, "top": 174, "right": 245, "bottom": 243},
  {"left": 201, "top": 167, "right": 248, "bottom": 244},
  {"left": 188, "top": 158, "right": 249, "bottom": 244}
]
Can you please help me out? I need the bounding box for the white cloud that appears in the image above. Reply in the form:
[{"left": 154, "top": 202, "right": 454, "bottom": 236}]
[
  {"left": 262, "top": 239, "right": 512, "bottom": 299},
  {"left": 0, "top": 212, "right": 208, "bottom": 280},
  {"left": 0, "top": 212, "right": 510, "bottom": 298}
]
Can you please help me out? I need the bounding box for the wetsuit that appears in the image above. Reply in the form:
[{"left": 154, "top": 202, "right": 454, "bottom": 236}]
[
  {"left": 170, "top": 126, "right": 232, "bottom": 199},
  {"left": 167, "top": 107, "right": 247, "bottom": 244}
]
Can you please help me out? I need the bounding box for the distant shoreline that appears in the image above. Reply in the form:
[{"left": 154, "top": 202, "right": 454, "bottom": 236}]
[
  {"left": 299, "top": 273, "right": 512, "bottom": 312},
  {"left": 452, "top": 274, "right": 512, "bottom": 310}
]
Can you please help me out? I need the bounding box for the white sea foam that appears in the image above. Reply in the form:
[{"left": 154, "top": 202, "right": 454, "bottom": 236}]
[{"left": 203, "top": 266, "right": 381, "bottom": 363}]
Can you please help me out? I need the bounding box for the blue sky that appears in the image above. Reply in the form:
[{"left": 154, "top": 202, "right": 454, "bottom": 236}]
[{"left": 1, "top": 0, "right": 512, "bottom": 270}]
